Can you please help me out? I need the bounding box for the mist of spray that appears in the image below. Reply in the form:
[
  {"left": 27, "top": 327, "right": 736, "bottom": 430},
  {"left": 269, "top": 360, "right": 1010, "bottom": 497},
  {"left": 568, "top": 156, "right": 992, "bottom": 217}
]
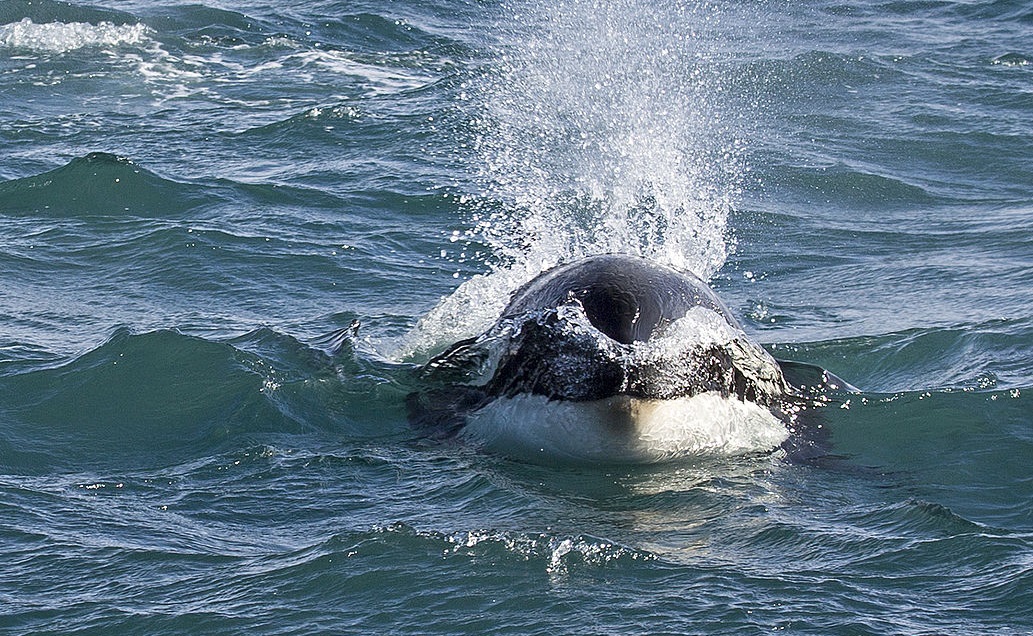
[{"left": 400, "top": 0, "right": 748, "bottom": 358}]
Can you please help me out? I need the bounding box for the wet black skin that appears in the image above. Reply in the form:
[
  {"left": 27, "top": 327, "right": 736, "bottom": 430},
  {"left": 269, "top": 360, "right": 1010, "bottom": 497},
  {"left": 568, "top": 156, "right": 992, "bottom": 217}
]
[{"left": 499, "top": 254, "right": 739, "bottom": 345}]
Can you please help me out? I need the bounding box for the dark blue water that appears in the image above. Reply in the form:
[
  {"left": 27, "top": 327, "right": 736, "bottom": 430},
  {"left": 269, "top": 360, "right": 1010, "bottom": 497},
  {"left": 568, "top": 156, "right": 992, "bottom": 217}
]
[{"left": 2, "top": 0, "right": 1032, "bottom": 633}]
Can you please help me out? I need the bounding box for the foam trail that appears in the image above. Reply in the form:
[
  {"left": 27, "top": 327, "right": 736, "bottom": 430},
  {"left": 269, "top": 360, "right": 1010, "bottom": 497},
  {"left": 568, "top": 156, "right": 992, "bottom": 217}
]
[{"left": 397, "top": 0, "right": 745, "bottom": 359}]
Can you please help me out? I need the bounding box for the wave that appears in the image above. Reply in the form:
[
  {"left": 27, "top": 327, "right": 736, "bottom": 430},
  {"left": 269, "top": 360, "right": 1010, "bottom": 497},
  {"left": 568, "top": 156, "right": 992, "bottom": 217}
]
[
  {"left": 0, "top": 327, "right": 409, "bottom": 474},
  {"left": 1, "top": 2, "right": 456, "bottom": 128},
  {"left": 763, "top": 161, "right": 943, "bottom": 209},
  {"left": 812, "top": 385, "right": 1030, "bottom": 482},
  {"left": 0, "top": 152, "right": 210, "bottom": 217},
  {"left": 0, "top": 0, "right": 144, "bottom": 53},
  {"left": 5, "top": 439, "right": 1030, "bottom": 633},
  {"left": 18, "top": 319, "right": 1028, "bottom": 477},
  {"left": 376, "top": 522, "right": 654, "bottom": 574},
  {"left": 0, "top": 0, "right": 135, "bottom": 24},
  {"left": 772, "top": 317, "right": 1033, "bottom": 393},
  {"left": 0, "top": 151, "right": 366, "bottom": 219},
  {"left": 0, "top": 328, "right": 284, "bottom": 473}
]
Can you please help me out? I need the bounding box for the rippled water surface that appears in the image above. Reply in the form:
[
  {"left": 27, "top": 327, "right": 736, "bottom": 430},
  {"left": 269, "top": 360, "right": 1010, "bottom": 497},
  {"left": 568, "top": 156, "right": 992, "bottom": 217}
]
[{"left": 2, "top": 0, "right": 1032, "bottom": 633}]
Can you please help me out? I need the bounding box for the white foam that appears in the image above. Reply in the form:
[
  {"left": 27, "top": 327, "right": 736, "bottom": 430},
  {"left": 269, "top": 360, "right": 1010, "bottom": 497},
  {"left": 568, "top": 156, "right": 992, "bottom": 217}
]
[
  {"left": 461, "top": 392, "right": 789, "bottom": 464},
  {"left": 290, "top": 49, "right": 435, "bottom": 95},
  {"left": 389, "top": 257, "right": 557, "bottom": 360},
  {"left": 0, "top": 18, "right": 151, "bottom": 53}
]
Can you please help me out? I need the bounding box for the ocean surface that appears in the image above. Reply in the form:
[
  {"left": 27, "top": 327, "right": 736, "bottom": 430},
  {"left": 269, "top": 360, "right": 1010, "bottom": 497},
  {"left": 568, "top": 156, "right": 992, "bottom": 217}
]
[{"left": 2, "top": 0, "right": 1032, "bottom": 633}]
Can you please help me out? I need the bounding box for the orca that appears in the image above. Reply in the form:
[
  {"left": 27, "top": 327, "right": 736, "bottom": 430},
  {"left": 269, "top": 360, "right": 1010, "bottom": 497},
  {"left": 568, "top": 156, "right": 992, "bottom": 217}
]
[{"left": 408, "top": 254, "right": 841, "bottom": 463}]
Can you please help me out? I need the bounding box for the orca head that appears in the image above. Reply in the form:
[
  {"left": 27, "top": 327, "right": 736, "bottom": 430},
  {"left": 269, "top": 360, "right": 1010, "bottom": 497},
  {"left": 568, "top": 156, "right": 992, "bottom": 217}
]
[{"left": 407, "top": 255, "right": 836, "bottom": 463}]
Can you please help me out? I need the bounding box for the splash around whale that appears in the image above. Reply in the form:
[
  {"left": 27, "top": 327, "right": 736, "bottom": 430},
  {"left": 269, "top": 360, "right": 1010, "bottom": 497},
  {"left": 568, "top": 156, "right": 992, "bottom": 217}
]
[{"left": 408, "top": 254, "right": 838, "bottom": 464}]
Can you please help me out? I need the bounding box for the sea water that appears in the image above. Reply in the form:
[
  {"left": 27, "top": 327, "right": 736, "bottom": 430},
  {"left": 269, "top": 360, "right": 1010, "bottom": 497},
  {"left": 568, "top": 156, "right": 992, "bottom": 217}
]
[{"left": 1, "top": 0, "right": 1031, "bottom": 633}]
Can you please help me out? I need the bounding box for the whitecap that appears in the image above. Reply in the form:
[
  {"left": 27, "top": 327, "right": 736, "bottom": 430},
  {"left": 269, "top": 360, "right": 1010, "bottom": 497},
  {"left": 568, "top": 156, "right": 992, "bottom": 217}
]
[{"left": 0, "top": 18, "right": 151, "bottom": 53}]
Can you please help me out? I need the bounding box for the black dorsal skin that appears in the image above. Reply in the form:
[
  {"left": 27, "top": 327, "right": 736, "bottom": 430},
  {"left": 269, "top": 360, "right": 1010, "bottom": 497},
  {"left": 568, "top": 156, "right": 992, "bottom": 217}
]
[{"left": 501, "top": 254, "right": 739, "bottom": 343}]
